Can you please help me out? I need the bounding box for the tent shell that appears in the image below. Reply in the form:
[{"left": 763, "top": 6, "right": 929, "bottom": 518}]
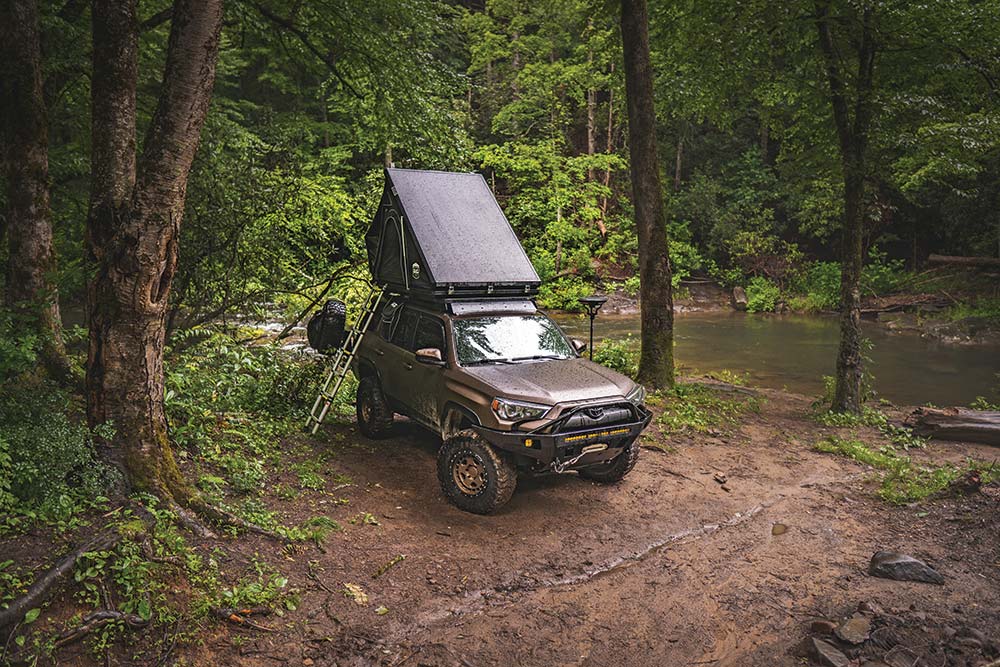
[{"left": 364, "top": 168, "right": 541, "bottom": 300}]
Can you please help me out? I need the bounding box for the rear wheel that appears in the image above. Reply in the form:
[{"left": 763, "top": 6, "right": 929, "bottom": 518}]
[
  {"left": 356, "top": 376, "right": 394, "bottom": 438},
  {"left": 578, "top": 439, "right": 640, "bottom": 484},
  {"left": 437, "top": 431, "right": 517, "bottom": 514}
]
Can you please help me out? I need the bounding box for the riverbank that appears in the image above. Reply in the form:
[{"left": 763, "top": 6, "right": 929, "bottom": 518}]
[
  {"left": 3, "top": 378, "right": 998, "bottom": 666},
  {"left": 580, "top": 268, "right": 1000, "bottom": 346}
]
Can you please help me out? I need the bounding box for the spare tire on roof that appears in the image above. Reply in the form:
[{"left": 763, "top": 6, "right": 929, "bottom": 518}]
[{"left": 307, "top": 299, "right": 347, "bottom": 353}]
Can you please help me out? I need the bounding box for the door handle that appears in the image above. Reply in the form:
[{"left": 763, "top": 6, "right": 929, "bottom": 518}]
[{"left": 404, "top": 363, "right": 413, "bottom": 370}]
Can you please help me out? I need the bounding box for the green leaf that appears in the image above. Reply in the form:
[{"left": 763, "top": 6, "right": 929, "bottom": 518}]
[
  {"left": 138, "top": 599, "right": 152, "bottom": 621},
  {"left": 23, "top": 608, "right": 40, "bottom": 624},
  {"left": 15, "top": 635, "right": 25, "bottom": 647}
]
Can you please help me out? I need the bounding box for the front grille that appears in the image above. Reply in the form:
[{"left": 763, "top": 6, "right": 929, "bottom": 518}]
[{"left": 556, "top": 402, "right": 635, "bottom": 432}]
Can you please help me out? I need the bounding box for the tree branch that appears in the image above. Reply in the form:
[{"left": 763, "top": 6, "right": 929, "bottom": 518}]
[{"left": 246, "top": 0, "right": 362, "bottom": 98}]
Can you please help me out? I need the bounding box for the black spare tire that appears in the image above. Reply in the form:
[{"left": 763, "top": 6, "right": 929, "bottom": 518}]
[{"left": 307, "top": 299, "right": 347, "bottom": 353}]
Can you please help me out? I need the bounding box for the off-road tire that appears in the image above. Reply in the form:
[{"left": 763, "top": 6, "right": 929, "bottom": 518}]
[
  {"left": 437, "top": 431, "right": 517, "bottom": 514},
  {"left": 356, "top": 376, "right": 394, "bottom": 439},
  {"left": 578, "top": 438, "right": 640, "bottom": 484}
]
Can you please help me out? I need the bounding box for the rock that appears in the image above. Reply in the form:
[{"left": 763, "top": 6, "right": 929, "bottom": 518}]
[
  {"left": 868, "top": 551, "right": 944, "bottom": 584},
  {"left": 772, "top": 523, "right": 788, "bottom": 536},
  {"left": 856, "top": 600, "right": 882, "bottom": 616},
  {"left": 732, "top": 286, "right": 748, "bottom": 311},
  {"left": 835, "top": 615, "right": 871, "bottom": 645},
  {"left": 810, "top": 620, "right": 837, "bottom": 635},
  {"left": 809, "top": 638, "right": 850, "bottom": 667}
]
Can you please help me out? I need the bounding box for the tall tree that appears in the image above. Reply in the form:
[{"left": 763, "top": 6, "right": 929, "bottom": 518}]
[
  {"left": 814, "top": 0, "right": 877, "bottom": 414},
  {"left": 86, "top": 0, "right": 223, "bottom": 498},
  {"left": 1, "top": 0, "right": 71, "bottom": 380},
  {"left": 620, "top": 0, "right": 673, "bottom": 388}
]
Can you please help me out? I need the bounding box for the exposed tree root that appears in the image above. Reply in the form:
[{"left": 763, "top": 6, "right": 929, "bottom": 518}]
[
  {"left": 211, "top": 607, "right": 276, "bottom": 632},
  {"left": 0, "top": 530, "right": 120, "bottom": 632},
  {"left": 54, "top": 610, "right": 149, "bottom": 648},
  {"left": 184, "top": 497, "right": 286, "bottom": 541}
]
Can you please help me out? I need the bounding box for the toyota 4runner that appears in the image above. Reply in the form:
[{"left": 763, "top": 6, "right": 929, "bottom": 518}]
[{"left": 352, "top": 296, "right": 651, "bottom": 514}]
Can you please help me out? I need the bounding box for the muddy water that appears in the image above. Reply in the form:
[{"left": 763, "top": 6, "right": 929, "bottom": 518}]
[{"left": 552, "top": 311, "right": 1000, "bottom": 407}]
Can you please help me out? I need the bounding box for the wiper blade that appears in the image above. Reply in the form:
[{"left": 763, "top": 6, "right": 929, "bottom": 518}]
[
  {"left": 510, "top": 354, "right": 569, "bottom": 362},
  {"left": 465, "top": 358, "right": 516, "bottom": 366}
]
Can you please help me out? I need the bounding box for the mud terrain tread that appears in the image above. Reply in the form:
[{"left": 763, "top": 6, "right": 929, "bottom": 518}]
[
  {"left": 356, "top": 376, "right": 394, "bottom": 439},
  {"left": 437, "top": 430, "right": 517, "bottom": 514},
  {"left": 578, "top": 438, "right": 640, "bottom": 484}
]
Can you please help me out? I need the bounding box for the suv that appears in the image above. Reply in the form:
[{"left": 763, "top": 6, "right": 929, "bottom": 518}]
[{"left": 351, "top": 296, "right": 651, "bottom": 514}]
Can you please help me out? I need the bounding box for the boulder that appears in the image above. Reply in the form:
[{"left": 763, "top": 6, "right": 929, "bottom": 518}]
[
  {"left": 869, "top": 551, "right": 944, "bottom": 584},
  {"left": 809, "top": 638, "right": 850, "bottom": 667},
  {"left": 731, "top": 286, "right": 748, "bottom": 311}
]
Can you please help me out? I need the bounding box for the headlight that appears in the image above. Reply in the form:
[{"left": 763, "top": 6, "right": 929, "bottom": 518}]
[
  {"left": 491, "top": 397, "right": 551, "bottom": 422},
  {"left": 626, "top": 384, "right": 646, "bottom": 406}
]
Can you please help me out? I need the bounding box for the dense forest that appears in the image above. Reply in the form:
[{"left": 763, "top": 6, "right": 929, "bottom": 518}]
[{"left": 2, "top": 0, "right": 999, "bottom": 664}]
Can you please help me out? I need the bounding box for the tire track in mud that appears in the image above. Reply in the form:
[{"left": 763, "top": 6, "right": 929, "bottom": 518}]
[{"left": 398, "top": 471, "right": 857, "bottom": 639}]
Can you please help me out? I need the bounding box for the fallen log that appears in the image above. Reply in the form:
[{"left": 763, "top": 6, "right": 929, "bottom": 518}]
[
  {"left": 905, "top": 407, "right": 1000, "bottom": 446},
  {"left": 926, "top": 254, "right": 1000, "bottom": 268}
]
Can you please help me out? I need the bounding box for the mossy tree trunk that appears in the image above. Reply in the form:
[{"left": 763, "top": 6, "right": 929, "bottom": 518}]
[
  {"left": 86, "top": 0, "right": 223, "bottom": 497},
  {"left": 815, "top": 0, "right": 877, "bottom": 414},
  {"left": 1, "top": 0, "right": 71, "bottom": 381},
  {"left": 620, "top": 0, "right": 674, "bottom": 389}
]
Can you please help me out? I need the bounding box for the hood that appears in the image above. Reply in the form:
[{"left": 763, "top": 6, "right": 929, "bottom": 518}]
[{"left": 463, "top": 357, "right": 634, "bottom": 405}]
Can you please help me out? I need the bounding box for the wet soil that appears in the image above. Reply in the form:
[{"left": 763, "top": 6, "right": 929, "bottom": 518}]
[
  {"left": 10, "top": 386, "right": 1000, "bottom": 666},
  {"left": 192, "top": 388, "right": 999, "bottom": 667}
]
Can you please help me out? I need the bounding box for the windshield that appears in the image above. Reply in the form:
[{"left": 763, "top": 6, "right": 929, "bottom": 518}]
[{"left": 452, "top": 315, "right": 575, "bottom": 365}]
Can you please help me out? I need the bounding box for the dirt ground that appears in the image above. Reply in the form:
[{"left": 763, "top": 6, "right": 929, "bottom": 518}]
[
  {"left": 177, "top": 387, "right": 999, "bottom": 667},
  {"left": 11, "top": 385, "right": 1000, "bottom": 667}
]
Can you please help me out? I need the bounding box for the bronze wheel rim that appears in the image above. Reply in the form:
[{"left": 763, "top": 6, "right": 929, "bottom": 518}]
[
  {"left": 360, "top": 396, "right": 372, "bottom": 423},
  {"left": 452, "top": 453, "right": 486, "bottom": 495}
]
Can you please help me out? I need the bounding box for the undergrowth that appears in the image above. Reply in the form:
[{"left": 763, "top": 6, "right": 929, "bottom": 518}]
[
  {"left": 814, "top": 436, "right": 997, "bottom": 504},
  {"left": 652, "top": 382, "right": 763, "bottom": 435}
]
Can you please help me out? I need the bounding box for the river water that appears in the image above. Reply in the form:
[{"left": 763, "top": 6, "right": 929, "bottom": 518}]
[{"left": 552, "top": 311, "right": 1000, "bottom": 407}]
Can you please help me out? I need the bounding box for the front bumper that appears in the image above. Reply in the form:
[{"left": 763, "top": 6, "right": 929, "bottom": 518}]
[{"left": 472, "top": 403, "right": 652, "bottom": 469}]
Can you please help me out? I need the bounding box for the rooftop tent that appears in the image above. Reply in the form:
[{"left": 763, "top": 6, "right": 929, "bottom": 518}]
[{"left": 365, "top": 168, "right": 541, "bottom": 298}]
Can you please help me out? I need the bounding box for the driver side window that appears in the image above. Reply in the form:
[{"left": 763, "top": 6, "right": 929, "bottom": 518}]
[{"left": 414, "top": 315, "right": 445, "bottom": 353}]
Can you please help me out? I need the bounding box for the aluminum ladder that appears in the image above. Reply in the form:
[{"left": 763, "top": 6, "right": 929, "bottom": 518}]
[{"left": 305, "top": 284, "right": 386, "bottom": 434}]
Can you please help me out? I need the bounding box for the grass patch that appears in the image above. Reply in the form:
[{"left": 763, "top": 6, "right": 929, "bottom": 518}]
[
  {"left": 813, "top": 436, "right": 996, "bottom": 504},
  {"left": 653, "top": 382, "right": 763, "bottom": 435}
]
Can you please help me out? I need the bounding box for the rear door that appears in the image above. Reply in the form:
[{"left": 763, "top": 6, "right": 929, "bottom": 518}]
[{"left": 380, "top": 306, "right": 419, "bottom": 406}]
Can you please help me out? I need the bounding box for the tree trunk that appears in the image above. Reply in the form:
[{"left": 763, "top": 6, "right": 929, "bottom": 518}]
[
  {"left": 815, "top": 0, "right": 876, "bottom": 414},
  {"left": 1, "top": 0, "right": 70, "bottom": 380},
  {"left": 673, "top": 134, "right": 683, "bottom": 191},
  {"left": 620, "top": 0, "right": 674, "bottom": 389},
  {"left": 87, "top": 0, "right": 224, "bottom": 497}
]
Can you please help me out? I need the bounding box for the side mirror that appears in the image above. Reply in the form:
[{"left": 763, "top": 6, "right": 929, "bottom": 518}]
[
  {"left": 572, "top": 338, "right": 587, "bottom": 354},
  {"left": 415, "top": 347, "right": 446, "bottom": 366}
]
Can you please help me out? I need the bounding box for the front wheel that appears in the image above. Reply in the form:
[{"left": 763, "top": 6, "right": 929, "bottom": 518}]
[
  {"left": 437, "top": 431, "right": 517, "bottom": 514},
  {"left": 578, "top": 439, "right": 640, "bottom": 484},
  {"left": 356, "top": 376, "right": 394, "bottom": 439}
]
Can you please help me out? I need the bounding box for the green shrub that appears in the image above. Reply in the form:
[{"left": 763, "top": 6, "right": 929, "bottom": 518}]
[
  {"left": 0, "top": 384, "right": 116, "bottom": 523},
  {"left": 745, "top": 276, "right": 780, "bottom": 312},
  {"left": 623, "top": 275, "right": 640, "bottom": 297},
  {"left": 536, "top": 276, "right": 593, "bottom": 311},
  {"left": 592, "top": 336, "right": 638, "bottom": 377},
  {"left": 861, "top": 247, "right": 905, "bottom": 295}
]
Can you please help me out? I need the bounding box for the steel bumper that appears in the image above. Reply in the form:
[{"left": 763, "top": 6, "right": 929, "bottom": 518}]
[{"left": 472, "top": 405, "right": 652, "bottom": 467}]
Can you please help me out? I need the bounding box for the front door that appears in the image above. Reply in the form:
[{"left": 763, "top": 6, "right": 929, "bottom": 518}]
[{"left": 406, "top": 313, "right": 447, "bottom": 428}]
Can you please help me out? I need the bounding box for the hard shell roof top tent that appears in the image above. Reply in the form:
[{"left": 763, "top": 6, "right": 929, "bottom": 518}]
[{"left": 365, "top": 168, "right": 540, "bottom": 301}]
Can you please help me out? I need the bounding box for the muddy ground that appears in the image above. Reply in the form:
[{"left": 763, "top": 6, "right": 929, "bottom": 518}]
[
  {"left": 9, "top": 385, "right": 1000, "bottom": 667},
  {"left": 177, "top": 387, "right": 998, "bottom": 667}
]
